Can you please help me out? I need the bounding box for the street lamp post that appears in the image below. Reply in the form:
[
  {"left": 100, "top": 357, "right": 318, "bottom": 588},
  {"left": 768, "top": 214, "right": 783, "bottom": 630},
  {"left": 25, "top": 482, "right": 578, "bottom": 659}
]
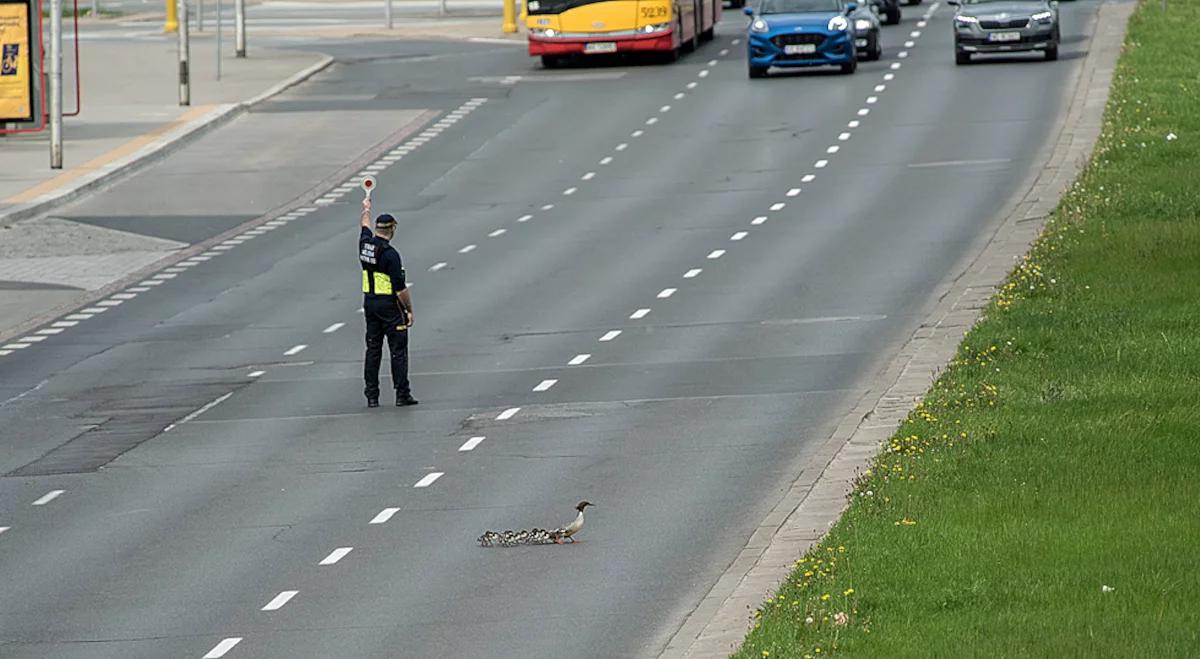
[
  {"left": 49, "top": 0, "right": 63, "bottom": 168},
  {"left": 178, "top": 0, "right": 190, "bottom": 105},
  {"left": 235, "top": 0, "right": 246, "bottom": 57}
]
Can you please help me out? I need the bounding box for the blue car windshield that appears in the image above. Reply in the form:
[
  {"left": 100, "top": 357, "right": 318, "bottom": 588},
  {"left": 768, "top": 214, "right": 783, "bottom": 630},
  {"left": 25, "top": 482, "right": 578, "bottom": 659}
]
[{"left": 759, "top": 0, "right": 841, "bottom": 14}]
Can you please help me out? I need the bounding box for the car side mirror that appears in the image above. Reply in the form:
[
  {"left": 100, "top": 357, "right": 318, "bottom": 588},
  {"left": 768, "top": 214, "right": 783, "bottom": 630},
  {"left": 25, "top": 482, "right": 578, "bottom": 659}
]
[
  {"left": 846, "top": 2, "right": 857, "bottom": 11},
  {"left": 743, "top": 6, "right": 754, "bottom": 15}
]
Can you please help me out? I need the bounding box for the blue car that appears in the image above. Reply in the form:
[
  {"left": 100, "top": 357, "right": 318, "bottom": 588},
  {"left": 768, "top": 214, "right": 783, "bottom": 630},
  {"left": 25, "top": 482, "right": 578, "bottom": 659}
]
[{"left": 745, "top": 0, "right": 860, "bottom": 78}]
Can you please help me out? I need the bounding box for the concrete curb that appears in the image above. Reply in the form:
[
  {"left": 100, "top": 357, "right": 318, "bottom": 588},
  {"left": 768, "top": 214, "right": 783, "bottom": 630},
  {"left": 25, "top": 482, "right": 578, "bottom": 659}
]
[
  {"left": 657, "top": 2, "right": 1135, "bottom": 657},
  {"left": 0, "top": 53, "right": 336, "bottom": 227}
]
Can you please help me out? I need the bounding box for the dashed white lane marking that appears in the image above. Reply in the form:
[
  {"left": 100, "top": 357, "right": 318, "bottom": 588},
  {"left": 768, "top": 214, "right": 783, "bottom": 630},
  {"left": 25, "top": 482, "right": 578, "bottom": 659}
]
[
  {"left": 917, "top": 20, "right": 926, "bottom": 27},
  {"left": 898, "top": 51, "right": 908, "bottom": 58},
  {"left": 645, "top": 117, "right": 658, "bottom": 126},
  {"left": 751, "top": 216, "right": 767, "bottom": 226},
  {"left": 320, "top": 547, "right": 354, "bottom": 565},
  {"left": 36, "top": 328, "right": 64, "bottom": 335},
  {"left": 599, "top": 330, "right": 622, "bottom": 342},
  {"left": 884, "top": 73, "right": 895, "bottom": 81},
  {"left": 203, "top": 638, "right": 243, "bottom": 658},
  {"left": 815, "top": 159, "right": 829, "bottom": 168},
  {"left": 848, "top": 120, "right": 860, "bottom": 128},
  {"left": 0, "top": 350, "right": 12, "bottom": 356},
  {"left": 731, "top": 38, "right": 741, "bottom": 45},
  {"left": 632, "top": 129, "right": 645, "bottom": 137},
  {"left": 414, "top": 472, "right": 444, "bottom": 488},
  {"left": 582, "top": 172, "right": 596, "bottom": 180},
  {"left": 533, "top": 379, "right": 558, "bottom": 392},
  {"left": 911, "top": 30, "right": 922, "bottom": 37},
  {"left": 323, "top": 323, "right": 345, "bottom": 334},
  {"left": 518, "top": 214, "right": 534, "bottom": 222},
  {"left": 489, "top": 229, "right": 507, "bottom": 237},
  {"left": 891, "top": 62, "right": 902, "bottom": 70},
  {"left": 497, "top": 407, "right": 521, "bottom": 420},
  {"left": 429, "top": 262, "right": 448, "bottom": 272},
  {"left": 153, "top": 272, "right": 178, "bottom": 280},
  {"left": 730, "top": 231, "right": 748, "bottom": 241},
  {"left": 786, "top": 188, "right": 801, "bottom": 196},
  {"left": 719, "top": 48, "right": 729, "bottom": 55},
  {"left": 866, "top": 96, "right": 878, "bottom": 104},
  {"left": 827, "top": 145, "right": 840, "bottom": 154},
  {"left": 674, "top": 92, "right": 685, "bottom": 100},
  {"left": 707, "top": 249, "right": 725, "bottom": 259},
  {"left": 66, "top": 313, "right": 93, "bottom": 320},
  {"left": 686, "top": 81, "right": 698, "bottom": 89},
  {"left": 569, "top": 353, "right": 591, "bottom": 365},
  {"left": 874, "top": 84, "right": 886, "bottom": 92},
  {"left": 139, "top": 280, "right": 164, "bottom": 287},
  {"left": 262, "top": 590, "right": 298, "bottom": 611},
  {"left": 660, "top": 104, "right": 671, "bottom": 112},
  {"left": 2, "top": 343, "right": 29, "bottom": 350},
  {"left": 284, "top": 344, "right": 307, "bottom": 356},
  {"left": 630, "top": 308, "right": 651, "bottom": 319},
  {"left": 563, "top": 187, "right": 578, "bottom": 195},
  {"left": 21, "top": 335, "right": 48, "bottom": 342},
  {"left": 249, "top": 371, "right": 265, "bottom": 378},
  {"left": 904, "top": 40, "right": 915, "bottom": 48},
  {"left": 370, "top": 508, "right": 400, "bottom": 524},
  {"left": 707, "top": 59, "right": 718, "bottom": 66},
  {"left": 857, "top": 108, "right": 870, "bottom": 116},
  {"left": 698, "top": 69, "right": 709, "bottom": 78},
  {"left": 32, "top": 490, "right": 64, "bottom": 506},
  {"left": 0, "top": 526, "right": 8, "bottom": 535},
  {"left": 657, "top": 288, "right": 676, "bottom": 299},
  {"left": 684, "top": 268, "right": 702, "bottom": 278},
  {"left": 459, "top": 244, "right": 477, "bottom": 254},
  {"left": 166, "top": 392, "right": 234, "bottom": 433},
  {"left": 543, "top": 204, "right": 555, "bottom": 211},
  {"left": 127, "top": 286, "right": 151, "bottom": 292},
  {"left": 616, "top": 143, "right": 628, "bottom": 151},
  {"left": 770, "top": 202, "right": 786, "bottom": 211},
  {"left": 97, "top": 299, "right": 124, "bottom": 307},
  {"left": 459, "top": 436, "right": 486, "bottom": 451},
  {"left": 802, "top": 173, "right": 816, "bottom": 182},
  {"left": 839, "top": 132, "right": 852, "bottom": 141},
  {"left": 600, "top": 156, "right": 614, "bottom": 165}
]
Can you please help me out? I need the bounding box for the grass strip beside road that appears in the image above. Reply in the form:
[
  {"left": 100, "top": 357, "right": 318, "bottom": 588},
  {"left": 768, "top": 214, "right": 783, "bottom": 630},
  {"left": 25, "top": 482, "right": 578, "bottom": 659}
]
[{"left": 735, "top": 2, "right": 1200, "bottom": 657}]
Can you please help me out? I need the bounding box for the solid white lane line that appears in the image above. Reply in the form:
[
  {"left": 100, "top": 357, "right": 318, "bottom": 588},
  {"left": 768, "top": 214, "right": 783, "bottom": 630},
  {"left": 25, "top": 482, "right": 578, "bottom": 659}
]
[
  {"left": 630, "top": 308, "right": 651, "bottom": 319},
  {"left": 459, "top": 244, "right": 477, "bottom": 254},
  {"left": 600, "top": 156, "right": 614, "bottom": 165},
  {"left": 320, "top": 547, "right": 354, "bottom": 565},
  {"left": 707, "top": 249, "right": 725, "bottom": 259},
  {"left": 533, "top": 379, "right": 558, "bottom": 392},
  {"left": 370, "top": 508, "right": 400, "bottom": 524},
  {"left": 599, "top": 330, "right": 621, "bottom": 342},
  {"left": 32, "top": 490, "right": 64, "bottom": 506},
  {"left": 581, "top": 172, "right": 596, "bottom": 180},
  {"left": 786, "top": 188, "right": 801, "bottom": 196},
  {"left": 249, "top": 371, "right": 265, "bottom": 378},
  {"left": 816, "top": 159, "right": 829, "bottom": 168},
  {"left": 323, "top": 323, "right": 345, "bottom": 334},
  {"left": 684, "top": 268, "right": 702, "bottom": 278},
  {"left": 284, "top": 344, "right": 307, "bottom": 356},
  {"left": 569, "top": 354, "right": 591, "bottom": 365},
  {"left": 518, "top": 214, "right": 534, "bottom": 222},
  {"left": 827, "top": 145, "right": 840, "bottom": 154},
  {"left": 262, "top": 590, "right": 298, "bottom": 611},
  {"left": 489, "top": 229, "right": 507, "bottom": 237},
  {"left": 459, "top": 436, "right": 486, "bottom": 451},
  {"left": 429, "top": 262, "right": 448, "bottom": 271},
  {"left": 751, "top": 216, "right": 767, "bottom": 226},
  {"left": 497, "top": 407, "right": 521, "bottom": 420},
  {"left": 414, "top": 472, "right": 444, "bottom": 488},
  {"left": 770, "top": 202, "right": 786, "bottom": 211},
  {"left": 204, "top": 638, "right": 243, "bottom": 658},
  {"left": 615, "top": 143, "right": 628, "bottom": 151},
  {"left": 657, "top": 288, "right": 676, "bottom": 298},
  {"left": 563, "top": 187, "right": 577, "bottom": 195},
  {"left": 731, "top": 232, "right": 748, "bottom": 241}
]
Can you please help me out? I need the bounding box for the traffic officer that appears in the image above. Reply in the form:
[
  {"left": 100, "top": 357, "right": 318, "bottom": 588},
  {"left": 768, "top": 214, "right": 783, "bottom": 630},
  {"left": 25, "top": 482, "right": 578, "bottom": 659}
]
[{"left": 359, "top": 196, "right": 417, "bottom": 408}]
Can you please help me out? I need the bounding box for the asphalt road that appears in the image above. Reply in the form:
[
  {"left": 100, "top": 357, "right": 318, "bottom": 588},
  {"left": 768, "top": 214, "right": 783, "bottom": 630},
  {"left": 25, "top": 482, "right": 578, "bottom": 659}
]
[{"left": 1, "top": 2, "right": 1107, "bottom": 657}]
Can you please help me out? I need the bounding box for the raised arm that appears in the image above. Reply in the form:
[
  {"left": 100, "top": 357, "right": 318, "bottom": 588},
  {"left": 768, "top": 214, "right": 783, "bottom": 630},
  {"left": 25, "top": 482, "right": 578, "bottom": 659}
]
[{"left": 361, "top": 197, "right": 372, "bottom": 230}]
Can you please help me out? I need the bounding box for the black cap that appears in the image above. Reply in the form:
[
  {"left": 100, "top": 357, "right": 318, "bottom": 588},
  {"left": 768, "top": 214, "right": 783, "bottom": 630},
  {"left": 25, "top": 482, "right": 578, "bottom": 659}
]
[{"left": 375, "top": 213, "right": 396, "bottom": 229}]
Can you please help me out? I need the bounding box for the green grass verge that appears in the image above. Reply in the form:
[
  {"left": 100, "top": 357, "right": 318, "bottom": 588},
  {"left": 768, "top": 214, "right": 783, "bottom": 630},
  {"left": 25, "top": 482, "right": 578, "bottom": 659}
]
[{"left": 734, "top": 1, "right": 1200, "bottom": 657}]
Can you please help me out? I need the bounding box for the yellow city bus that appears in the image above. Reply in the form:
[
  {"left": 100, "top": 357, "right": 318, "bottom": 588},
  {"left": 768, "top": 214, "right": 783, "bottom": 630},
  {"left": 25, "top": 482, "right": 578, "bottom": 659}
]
[{"left": 525, "top": 0, "right": 720, "bottom": 67}]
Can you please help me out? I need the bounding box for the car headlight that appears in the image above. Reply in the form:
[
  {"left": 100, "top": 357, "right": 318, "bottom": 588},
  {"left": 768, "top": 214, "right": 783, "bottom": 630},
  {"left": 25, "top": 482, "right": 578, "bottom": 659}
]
[
  {"left": 1031, "top": 10, "right": 1053, "bottom": 21},
  {"left": 750, "top": 18, "right": 769, "bottom": 33},
  {"left": 641, "top": 22, "right": 672, "bottom": 32},
  {"left": 530, "top": 27, "right": 559, "bottom": 36},
  {"left": 828, "top": 15, "right": 848, "bottom": 31},
  {"left": 854, "top": 18, "right": 871, "bottom": 31}
]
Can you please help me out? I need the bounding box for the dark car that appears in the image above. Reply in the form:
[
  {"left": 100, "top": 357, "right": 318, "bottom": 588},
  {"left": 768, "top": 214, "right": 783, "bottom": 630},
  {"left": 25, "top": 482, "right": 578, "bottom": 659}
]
[
  {"left": 871, "top": 0, "right": 901, "bottom": 25},
  {"left": 949, "top": 0, "right": 1060, "bottom": 64},
  {"left": 852, "top": 3, "right": 883, "bottom": 60}
]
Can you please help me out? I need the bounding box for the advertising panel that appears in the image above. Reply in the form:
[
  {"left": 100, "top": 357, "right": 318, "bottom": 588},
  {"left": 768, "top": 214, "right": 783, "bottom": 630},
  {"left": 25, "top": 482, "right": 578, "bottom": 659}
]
[{"left": 0, "top": 0, "right": 34, "bottom": 122}]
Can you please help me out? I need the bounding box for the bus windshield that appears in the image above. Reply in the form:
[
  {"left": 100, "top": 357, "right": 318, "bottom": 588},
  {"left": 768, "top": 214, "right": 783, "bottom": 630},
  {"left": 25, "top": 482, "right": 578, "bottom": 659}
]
[{"left": 759, "top": 0, "right": 841, "bottom": 14}]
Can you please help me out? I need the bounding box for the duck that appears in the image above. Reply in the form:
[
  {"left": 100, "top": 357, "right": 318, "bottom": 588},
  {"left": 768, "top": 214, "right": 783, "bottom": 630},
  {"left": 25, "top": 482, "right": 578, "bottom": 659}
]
[{"left": 477, "top": 501, "right": 593, "bottom": 547}]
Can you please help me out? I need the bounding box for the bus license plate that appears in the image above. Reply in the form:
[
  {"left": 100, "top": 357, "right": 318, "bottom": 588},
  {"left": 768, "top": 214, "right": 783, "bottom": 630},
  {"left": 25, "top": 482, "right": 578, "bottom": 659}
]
[
  {"left": 784, "top": 44, "right": 816, "bottom": 54},
  {"left": 585, "top": 42, "right": 618, "bottom": 53},
  {"left": 988, "top": 31, "right": 1021, "bottom": 42}
]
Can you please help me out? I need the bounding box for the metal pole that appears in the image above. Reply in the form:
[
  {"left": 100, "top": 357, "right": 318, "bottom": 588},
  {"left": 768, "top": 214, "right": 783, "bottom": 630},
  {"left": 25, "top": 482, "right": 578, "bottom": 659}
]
[
  {"left": 198, "top": 0, "right": 205, "bottom": 31},
  {"left": 165, "top": 0, "right": 178, "bottom": 31},
  {"left": 178, "top": 0, "right": 190, "bottom": 105},
  {"left": 439, "top": 0, "right": 446, "bottom": 16},
  {"left": 49, "top": 0, "right": 64, "bottom": 168},
  {"left": 385, "top": 0, "right": 393, "bottom": 29},
  {"left": 216, "top": 0, "right": 222, "bottom": 80},
  {"left": 502, "top": 0, "right": 516, "bottom": 32},
  {"left": 234, "top": 0, "right": 245, "bottom": 57},
  {"left": 91, "top": 0, "right": 98, "bottom": 18}
]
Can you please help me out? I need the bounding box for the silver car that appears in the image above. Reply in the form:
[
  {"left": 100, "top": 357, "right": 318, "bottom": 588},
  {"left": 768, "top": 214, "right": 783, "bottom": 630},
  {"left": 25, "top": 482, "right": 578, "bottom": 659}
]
[{"left": 949, "top": 0, "right": 1060, "bottom": 64}]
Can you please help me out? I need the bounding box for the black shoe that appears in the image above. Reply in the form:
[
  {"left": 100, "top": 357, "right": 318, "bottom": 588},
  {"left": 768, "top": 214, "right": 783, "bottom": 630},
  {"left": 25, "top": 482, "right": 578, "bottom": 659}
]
[
  {"left": 367, "top": 398, "right": 380, "bottom": 408},
  {"left": 396, "top": 393, "right": 419, "bottom": 407}
]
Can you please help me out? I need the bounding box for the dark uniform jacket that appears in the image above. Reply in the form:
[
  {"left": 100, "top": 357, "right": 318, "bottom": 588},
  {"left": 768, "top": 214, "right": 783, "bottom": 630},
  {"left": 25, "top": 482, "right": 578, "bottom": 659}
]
[{"left": 359, "top": 227, "right": 406, "bottom": 303}]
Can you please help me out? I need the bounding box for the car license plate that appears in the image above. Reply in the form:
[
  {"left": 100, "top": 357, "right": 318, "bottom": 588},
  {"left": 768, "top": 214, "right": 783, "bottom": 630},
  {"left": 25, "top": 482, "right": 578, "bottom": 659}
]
[
  {"left": 784, "top": 44, "right": 816, "bottom": 55},
  {"left": 584, "top": 41, "right": 617, "bottom": 53},
  {"left": 855, "top": 38, "right": 868, "bottom": 47},
  {"left": 988, "top": 31, "right": 1021, "bottom": 42}
]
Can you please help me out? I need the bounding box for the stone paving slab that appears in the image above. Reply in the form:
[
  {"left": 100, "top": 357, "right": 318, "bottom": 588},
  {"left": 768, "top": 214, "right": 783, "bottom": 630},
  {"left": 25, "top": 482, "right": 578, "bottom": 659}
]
[{"left": 658, "top": 2, "right": 1136, "bottom": 657}]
